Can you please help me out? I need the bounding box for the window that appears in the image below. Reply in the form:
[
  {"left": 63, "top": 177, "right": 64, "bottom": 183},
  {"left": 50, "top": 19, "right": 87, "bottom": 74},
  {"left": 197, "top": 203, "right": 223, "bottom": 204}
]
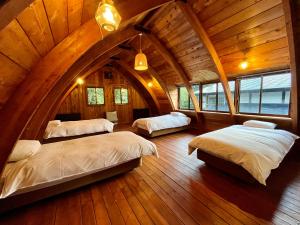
[
  {"left": 202, "top": 83, "right": 217, "bottom": 110},
  {"left": 202, "top": 81, "right": 235, "bottom": 112},
  {"left": 87, "top": 87, "right": 104, "bottom": 105},
  {"left": 238, "top": 72, "right": 291, "bottom": 115},
  {"left": 178, "top": 84, "right": 200, "bottom": 110},
  {"left": 114, "top": 88, "right": 128, "bottom": 104},
  {"left": 217, "top": 81, "right": 235, "bottom": 112}
]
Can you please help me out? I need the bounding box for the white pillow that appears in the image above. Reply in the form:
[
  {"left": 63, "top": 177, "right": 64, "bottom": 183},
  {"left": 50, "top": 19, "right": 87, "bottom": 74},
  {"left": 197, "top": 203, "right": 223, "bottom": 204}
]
[
  {"left": 8, "top": 140, "right": 41, "bottom": 162},
  {"left": 171, "top": 112, "right": 187, "bottom": 117},
  {"left": 243, "top": 120, "right": 277, "bottom": 129},
  {"left": 48, "top": 120, "right": 61, "bottom": 127}
]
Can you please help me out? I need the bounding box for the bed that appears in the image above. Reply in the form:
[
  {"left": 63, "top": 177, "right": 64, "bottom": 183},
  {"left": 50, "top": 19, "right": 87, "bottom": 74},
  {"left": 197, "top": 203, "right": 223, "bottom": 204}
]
[
  {"left": 188, "top": 124, "right": 299, "bottom": 185},
  {"left": 132, "top": 112, "right": 191, "bottom": 137},
  {"left": 43, "top": 118, "right": 114, "bottom": 143},
  {"left": 0, "top": 131, "right": 157, "bottom": 212}
]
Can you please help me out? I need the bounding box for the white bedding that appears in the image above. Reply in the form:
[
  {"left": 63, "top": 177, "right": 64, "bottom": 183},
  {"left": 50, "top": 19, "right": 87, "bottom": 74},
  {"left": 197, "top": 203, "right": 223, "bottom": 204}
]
[
  {"left": 188, "top": 125, "right": 299, "bottom": 185},
  {"left": 132, "top": 114, "right": 191, "bottom": 134},
  {"left": 1, "top": 131, "right": 158, "bottom": 198},
  {"left": 44, "top": 118, "right": 114, "bottom": 139}
]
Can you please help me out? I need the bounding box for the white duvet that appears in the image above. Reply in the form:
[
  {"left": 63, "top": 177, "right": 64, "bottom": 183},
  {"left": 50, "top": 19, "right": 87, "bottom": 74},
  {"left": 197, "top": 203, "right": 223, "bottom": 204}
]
[
  {"left": 189, "top": 125, "right": 299, "bottom": 185},
  {"left": 44, "top": 118, "right": 114, "bottom": 139},
  {"left": 132, "top": 114, "right": 191, "bottom": 134},
  {"left": 1, "top": 132, "right": 158, "bottom": 198}
]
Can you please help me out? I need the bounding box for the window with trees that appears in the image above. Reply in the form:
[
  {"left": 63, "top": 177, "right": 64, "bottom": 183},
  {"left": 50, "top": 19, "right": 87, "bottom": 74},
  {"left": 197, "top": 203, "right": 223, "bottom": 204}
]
[
  {"left": 178, "top": 84, "right": 200, "bottom": 110},
  {"left": 114, "top": 88, "right": 129, "bottom": 104},
  {"left": 177, "top": 71, "right": 290, "bottom": 116},
  {"left": 87, "top": 87, "right": 104, "bottom": 105}
]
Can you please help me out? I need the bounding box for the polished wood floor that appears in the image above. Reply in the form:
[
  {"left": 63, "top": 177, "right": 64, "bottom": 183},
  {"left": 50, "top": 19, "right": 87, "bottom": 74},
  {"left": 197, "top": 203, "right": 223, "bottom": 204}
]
[{"left": 1, "top": 129, "right": 300, "bottom": 225}]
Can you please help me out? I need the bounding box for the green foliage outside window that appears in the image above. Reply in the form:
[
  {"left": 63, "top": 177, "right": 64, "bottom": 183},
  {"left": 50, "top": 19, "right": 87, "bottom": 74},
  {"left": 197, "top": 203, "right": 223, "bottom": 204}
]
[
  {"left": 114, "top": 88, "right": 128, "bottom": 104},
  {"left": 87, "top": 87, "right": 104, "bottom": 105}
]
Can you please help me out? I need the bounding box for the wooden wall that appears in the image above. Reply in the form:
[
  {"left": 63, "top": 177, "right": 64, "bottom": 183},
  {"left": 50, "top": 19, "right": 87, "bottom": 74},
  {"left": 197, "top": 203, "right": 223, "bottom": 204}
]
[{"left": 57, "top": 68, "right": 148, "bottom": 124}]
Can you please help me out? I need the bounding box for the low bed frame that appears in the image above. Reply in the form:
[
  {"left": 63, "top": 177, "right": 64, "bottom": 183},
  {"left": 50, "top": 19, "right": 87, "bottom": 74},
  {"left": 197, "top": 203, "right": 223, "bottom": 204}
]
[
  {"left": 197, "top": 150, "right": 257, "bottom": 183},
  {"left": 137, "top": 126, "right": 189, "bottom": 138},
  {"left": 42, "top": 131, "right": 108, "bottom": 143},
  {"left": 196, "top": 140, "right": 299, "bottom": 184},
  {"left": 0, "top": 158, "right": 141, "bottom": 213}
]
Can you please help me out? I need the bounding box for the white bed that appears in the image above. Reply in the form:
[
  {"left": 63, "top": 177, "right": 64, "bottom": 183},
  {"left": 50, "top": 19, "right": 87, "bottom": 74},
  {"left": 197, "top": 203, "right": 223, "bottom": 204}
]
[
  {"left": 132, "top": 112, "right": 191, "bottom": 135},
  {"left": 44, "top": 118, "right": 114, "bottom": 140},
  {"left": 1, "top": 131, "right": 157, "bottom": 198},
  {"left": 189, "top": 125, "right": 299, "bottom": 185}
]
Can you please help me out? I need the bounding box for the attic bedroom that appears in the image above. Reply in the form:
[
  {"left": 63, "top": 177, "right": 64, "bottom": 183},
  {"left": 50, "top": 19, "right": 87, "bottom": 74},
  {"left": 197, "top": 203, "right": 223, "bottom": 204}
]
[{"left": 0, "top": 0, "right": 299, "bottom": 224}]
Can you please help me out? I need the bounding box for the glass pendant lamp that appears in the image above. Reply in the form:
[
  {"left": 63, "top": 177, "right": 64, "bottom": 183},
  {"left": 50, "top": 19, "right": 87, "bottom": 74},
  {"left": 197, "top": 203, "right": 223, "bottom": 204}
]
[{"left": 95, "top": 0, "right": 121, "bottom": 32}]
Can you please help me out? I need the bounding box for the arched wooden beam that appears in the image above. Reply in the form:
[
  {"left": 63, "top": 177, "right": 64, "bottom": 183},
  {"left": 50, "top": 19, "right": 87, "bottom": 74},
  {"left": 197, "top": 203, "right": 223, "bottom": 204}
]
[
  {"left": 22, "top": 29, "right": 138, "bottom": 140},
  {"left": 113, "top": 62, "right": 160, "bottom": 114},
  {"left": 176, "top": 0, "right": 235, "bottom": 115},
  {"left": 124, "top": 48, "right": 175, "bottom": 110},
  {"left": 145, "top": 33, "right": 201, "bottom": 117},
  {"left": 115, "top": 60, "right": 161, "bottom": 113},
  {"left": 0, "top": 0, "right": 34, "bottom": 30},
  {"left": 282, "top": 0, "right": 299, "bottom": 133}
]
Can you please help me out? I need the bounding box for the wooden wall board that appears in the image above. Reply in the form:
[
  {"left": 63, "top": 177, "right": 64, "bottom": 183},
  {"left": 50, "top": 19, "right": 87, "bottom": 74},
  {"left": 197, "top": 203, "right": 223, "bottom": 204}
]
[
  {"left": 58, "top": 69, "right": 148, "bottom": 124},
  {"left": 43, "top": 0, "right": 69, "bottom": 44},
  {"left": 67, "top": 0, "right": 84, "bottom": 33},
  {"left": 17, "top": 0, "right": 55, "bottom": 56},
  {"left": 0, "top": 19, "right": 40, "bottom": 70}
]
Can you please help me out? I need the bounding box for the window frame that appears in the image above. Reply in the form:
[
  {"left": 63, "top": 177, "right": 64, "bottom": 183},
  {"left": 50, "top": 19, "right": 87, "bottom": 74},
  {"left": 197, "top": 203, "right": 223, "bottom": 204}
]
[
  {"left": 201, "top": 81, "right": 235, "bottom": 113},
  {"left": 237, "top": 71, "right": 291, "bottom": 117},
  {"left": 86, "top": 86, "right": 105, "bottom": 106},
  {"left": 176, "top": 70, "right": 291, "bottom": 118},
  {"left": 113, "top": 87, "right": 129, "bottom": 105},
  {"left": 177, "top": 84, "right": 200, "bottom": 110}
]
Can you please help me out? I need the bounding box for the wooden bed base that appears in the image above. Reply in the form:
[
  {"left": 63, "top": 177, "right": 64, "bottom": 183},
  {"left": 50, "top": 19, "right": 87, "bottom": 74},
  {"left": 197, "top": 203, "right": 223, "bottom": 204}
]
[
  {"left": 137, "top": 126, "right": 189, "bottom": 138},
  {"left": 42, "top": 131, "right": 108, "bottom": 143},
  {"left": 0, "top": 158, "right": 141, "bottom": 213},
  {"left": 197, "top": 150, "right": 258, "bottom": 183}
]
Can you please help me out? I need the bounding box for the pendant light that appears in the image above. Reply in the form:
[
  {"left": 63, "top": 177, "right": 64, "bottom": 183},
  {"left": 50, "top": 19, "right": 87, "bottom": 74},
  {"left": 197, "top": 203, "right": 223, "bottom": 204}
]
[
  {"left": 95, "top": 0, "right": 121, "bottom": 32},
  {"left": 134, "top": 33, "right": 148, "bottom": 71}
]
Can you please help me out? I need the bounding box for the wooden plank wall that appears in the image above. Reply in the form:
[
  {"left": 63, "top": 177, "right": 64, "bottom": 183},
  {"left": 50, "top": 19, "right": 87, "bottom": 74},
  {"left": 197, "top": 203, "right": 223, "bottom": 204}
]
[{"left": 57, "top": 68, "right": 148, "bottom": 124}]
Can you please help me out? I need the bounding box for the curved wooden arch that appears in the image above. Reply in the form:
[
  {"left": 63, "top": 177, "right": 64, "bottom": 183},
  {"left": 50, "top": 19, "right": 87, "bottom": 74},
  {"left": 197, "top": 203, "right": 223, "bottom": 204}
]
[
  {"left": 0, "top": 0, "right": 172, "bottom": 172},
  {"left": 115, "top": 60, "right": 161, "bottom": 113}
]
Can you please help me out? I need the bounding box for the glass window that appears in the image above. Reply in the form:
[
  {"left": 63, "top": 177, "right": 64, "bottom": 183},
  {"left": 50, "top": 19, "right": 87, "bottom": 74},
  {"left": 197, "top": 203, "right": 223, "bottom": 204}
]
[
  {"left": 239, "top": 77, "right": 261, "bottom": 113},
  {"left": 261, "top": 73, "right": 291, "bottom": 115},
  {"left": 217, "top": 81, "right": 235, "bottom": 112},
  {"left": 189, "top": 84, "right": 200, "bottom": 110},
  {"left": 87, "top": 87, "right": 104, "bottom": 105},
  {"left": 202, "top": 83, "right": 217, "bottom": 110},
  {"left": 114, "top": 88, "right": 129, "bottom": 104},
  {"left": 179, "top": 87, "right": 189, "bottom": 110}
]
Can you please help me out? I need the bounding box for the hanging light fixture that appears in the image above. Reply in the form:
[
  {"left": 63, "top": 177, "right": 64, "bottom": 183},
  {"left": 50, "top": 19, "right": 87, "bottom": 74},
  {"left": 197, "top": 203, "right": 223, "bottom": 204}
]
[
  {"left": 95, "top": 0, "right": 121, "bottom": 32},
  {"left": 134, "top": 33, "right": 148, "bottom": 71},
  {"left": 239, "top": 60, "right": 249, "bottom": 70}
]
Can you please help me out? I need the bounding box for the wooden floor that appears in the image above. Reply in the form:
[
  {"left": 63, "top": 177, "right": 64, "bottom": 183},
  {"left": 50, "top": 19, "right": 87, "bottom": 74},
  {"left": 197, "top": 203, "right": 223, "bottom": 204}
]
[{"left": 1, "top": 129, "right": 300, "bottom": 225}]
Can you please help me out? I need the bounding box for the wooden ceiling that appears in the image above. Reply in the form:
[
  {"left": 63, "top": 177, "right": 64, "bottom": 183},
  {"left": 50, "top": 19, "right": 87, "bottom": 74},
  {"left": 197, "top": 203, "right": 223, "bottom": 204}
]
[
  {"left": 0, "top": 0, "right": 297, "bottom": 170},
  {"left": 0, "top": 0, "right": 290, "bottom": 110}
]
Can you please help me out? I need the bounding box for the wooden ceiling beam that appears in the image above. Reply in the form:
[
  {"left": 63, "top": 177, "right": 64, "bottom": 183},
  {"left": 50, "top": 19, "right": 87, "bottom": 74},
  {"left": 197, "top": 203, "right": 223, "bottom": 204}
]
[
  {"left": 145, "top": 33, "right": 201, "bottom": 117},
  {"left": 0, "top": 0, "right": 34, "bottom": 30},
  {"left": 123, "top": 48, "right": 175, "bottom": 110},
  {"left": 115, "top": 60, "right": 161, "bottom": 114},
  {"left": 0, "top": 0, "right": 174, "bottom": 172},
  {"left": 176, "top": 0, "right": 236, "bottom": 115},
  {"left": 282, "top": 0, "right": 299, "bottom": 133}
]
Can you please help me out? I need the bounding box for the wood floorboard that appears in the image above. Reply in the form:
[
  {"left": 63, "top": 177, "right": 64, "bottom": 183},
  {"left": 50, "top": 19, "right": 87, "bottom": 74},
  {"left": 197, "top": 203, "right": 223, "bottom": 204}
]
[{"left": 0, "top": 129, "right": 300, "bottom": 225}]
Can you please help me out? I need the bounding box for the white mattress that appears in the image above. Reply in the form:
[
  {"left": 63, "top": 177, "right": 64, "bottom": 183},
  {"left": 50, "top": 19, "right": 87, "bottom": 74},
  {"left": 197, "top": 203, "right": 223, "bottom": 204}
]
[
  {"left": 189, "top": 125, "right": 299, "bottom": 185},
  {"left": 1, "top": 131, "right": 158, "bottom": 198},
  {"left": 44, "top": 118, "right": 114, "bottom": 139},
  {"left": 132, "top": 114, "right": 191, "bottom": 134}
]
